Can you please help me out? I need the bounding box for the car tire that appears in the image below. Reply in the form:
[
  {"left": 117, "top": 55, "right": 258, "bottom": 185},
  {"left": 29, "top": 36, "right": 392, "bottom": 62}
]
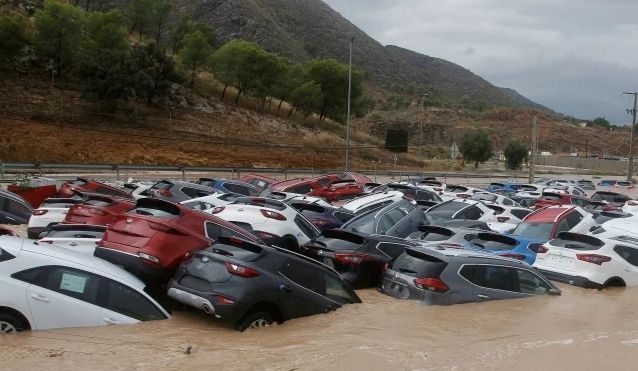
[
  {"left": 282, "top": 238, "right": 299, "bottom": 252},
  {"left": 0, "top": 313, "right": 27, "bottom": 334},
  {"left": 235, "top": 311, "right": 274, "bottom": 332}
]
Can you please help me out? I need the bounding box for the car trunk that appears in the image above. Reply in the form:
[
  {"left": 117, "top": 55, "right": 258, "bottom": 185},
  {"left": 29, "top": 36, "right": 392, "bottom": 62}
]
[
  {"left": 539, "top": 233, "right": 605, "bottom": 272},
  {"left": 105, "top": 214, "right": 160, "bottom": 249},
  {"left": 469, "top": 233, "right": 521, "bottom": 258},
  {"left": 301, "top": 230, "right": 368, "bottom": 272},
  {"left": 63, "top": 204, "right": 112, "bottom": 225},
  {"left": 383, "top": 249, "right": 448, "bottom": 300}
]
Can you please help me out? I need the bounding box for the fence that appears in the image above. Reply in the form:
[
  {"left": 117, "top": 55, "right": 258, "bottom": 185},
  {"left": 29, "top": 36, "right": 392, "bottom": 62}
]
[{"left": 534, "top": 155, "right": 631, "bottom": 173}]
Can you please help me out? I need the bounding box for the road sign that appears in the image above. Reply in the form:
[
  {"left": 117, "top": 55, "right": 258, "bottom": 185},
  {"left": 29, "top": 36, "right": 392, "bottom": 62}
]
[{"left": 450, "top": 141, "right": 459, "bottom": 159}]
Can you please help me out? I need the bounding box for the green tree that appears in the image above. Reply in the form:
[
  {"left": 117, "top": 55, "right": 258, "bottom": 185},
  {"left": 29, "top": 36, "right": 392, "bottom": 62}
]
[
  {"left": 0, "top": 15, "right": 32, "bottom": 71},
  {"left": 169, "top": 13, "right": 191, "bottom": 54},
  {"left": 271, "top": 63, "right": 305, "bottom": 110},
  {"left": 254, "top": 54, "right": 287, "bottom": 109},
  {"left": 178, "top": 30, "right": 213, "bottom": 86},
  {"left": 306, "top": 59, "right": 364, "bottom": 122},
  {"left": 132, "top": 42, "right": 181, "bottom": 104},
  {"left": 504, "top": 140, "right": 528, "bottom": 171},
  {"left": 125, "top": 0, "right": 152, "bottom": 37},
  {"left": 87, "top": 9, "right": 128, "bottom": 51},
  {"left": 210, "top": 39, "right": 266, "bottom": 103},
  {"left": 353, "top": 95, "right": 375, "bottom": 117},
  {"left": 592, "top": 117, "right": 611, "bottom": 128},
  {"left": 288, "top": 81, "right": 322, "bottom": 117},
  {"left": 34, "top": 0, "right": 87, "bottom": 74},
  {"left": 76, "top": 49, "right": 138, "bottom": 108},
  {"left": 186, "top": 20, "right": 215, "bottom": 46},
  {"left": 152, "top": 0, "right": 172, "bottom": 45},
  {"left": 459, "top": 130, "right": 493, "bottom": 168}
]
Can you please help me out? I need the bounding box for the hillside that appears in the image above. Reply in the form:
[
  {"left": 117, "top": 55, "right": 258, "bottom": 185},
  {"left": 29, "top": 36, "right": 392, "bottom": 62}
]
[
  {"left": 168, "top": 0, "right": 550, "bottom": 109},
  {"left": 499, "top": 87, "right": 555, "bottom": 114}
]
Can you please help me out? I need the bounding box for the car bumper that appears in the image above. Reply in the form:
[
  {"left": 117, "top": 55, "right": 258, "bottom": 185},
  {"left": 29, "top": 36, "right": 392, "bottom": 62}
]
[
  {"left": 534, "top": 268, "right": 603, "bottom": 289},
  {"left": 27, "top": 227, "right": 48, "bottom": 240},
  {"left": 94, "top": 245, "right": 165, "bottom": 280},
  {"left": 167, "top": 283, "right": 244, "bottom": 324}
]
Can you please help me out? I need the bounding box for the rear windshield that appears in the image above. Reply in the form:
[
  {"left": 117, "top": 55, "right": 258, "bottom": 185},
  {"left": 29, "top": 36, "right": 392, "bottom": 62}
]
[
  {"left": 471, "top": 234, "right": 518, "bottom": 251},
  {"left": 84, "top": 199, "right": 114, "bottom": 207},
  {"left": 595, "top": 193, "right": 626, "bottom": 202},
  {"left": 390, "top": 249, "right": 447, "bottom": 278},
  {"left": 509, "top": 184, "right": 521, "bottom": 191},
  {"left": 420, "top": 181, "right": 442, "bottom": 187},
  {"left": 333, "top": 211, "right": 355, "bottom": 223},
  {"left": 431, "top": 201, "right": 467, "bottom": 213},
  {"left": 513, "top": 222, "right": 554, "bottom": 240},
  {"left": 46, "top": 229, "right": 105, "bottom": 239},
  {"left": 151, "top": 181, "right": 173, "bottom": 190},
  {"left": 551, "top": 233, "right": 604, "bottom": 251},
  {"left": 425, "top": 210, "right": 457, "bottom": 225},
  {"left": 487, "top": 205, "right": 505, "bottom": 215},
  {"left": 472, "top": 194, "right": 497, "bottom": 202},
  {"left": 490, "top": 183, "right": 505, "bottom": 188},
  {"left": 70, "top": 180, "right": 88, "bottom": 186},
  {"left": 617, "top": 182, "right": 632, "bottom": 187},
  {"left": 40, "top": 201, "right": 76, "bottom": 208},
  {"left": 541, "top": 193, "right": 562, "bottom": 201},
  {"left": 204, "top": 243, "right": 264, "bottom": 262},
  {"left": 446, "top": 186, "right": 467, "bottom": 193},
  {"left": 519, "top": 185, "right": 537, "bottom": 192},
  {"left": 411, "top": 227, "right": 454, "bottom": 242},
  {"left": 311, "top": 231, "right": 367, "bottom": 251},
  {"left": 579, "top": 180, "right": 594, "bottom": 185},
  {"left": 128, "top": 200, "right": 181, "bottom": 218},
  {"left": 198, "top": 179, "right": 218, "bottom": 188}
]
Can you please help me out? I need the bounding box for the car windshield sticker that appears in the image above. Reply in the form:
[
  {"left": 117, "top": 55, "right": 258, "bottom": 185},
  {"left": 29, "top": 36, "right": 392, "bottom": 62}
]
[{"left": 60, "top": 272, "right": 88, "bottom": 294}]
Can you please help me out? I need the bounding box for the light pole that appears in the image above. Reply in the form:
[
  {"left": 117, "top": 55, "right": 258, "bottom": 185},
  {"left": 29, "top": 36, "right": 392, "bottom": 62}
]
[
  {"left": 345, "top": 36, "right": 355, "bottom": 172},
  {"left": 419, "top": 93, "right": 429, "bottom": 158}
]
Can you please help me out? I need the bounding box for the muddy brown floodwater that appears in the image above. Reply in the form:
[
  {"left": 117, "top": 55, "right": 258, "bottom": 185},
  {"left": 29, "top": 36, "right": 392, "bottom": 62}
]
[{"left": 2, "top": 285, "right": 638, "bottom": 371}]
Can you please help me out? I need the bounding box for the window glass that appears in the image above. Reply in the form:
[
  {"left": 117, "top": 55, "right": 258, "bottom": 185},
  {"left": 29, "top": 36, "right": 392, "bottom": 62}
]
[
  {"left": 456, "top": 206, "right": 483, "bottom": 220},
  {"left": 556, "top": 218, "right": 570, "bottom": 234},
  {"left": 460, "top": 265, "right": 517, "bottom": 292},
  {"left": 503, "top": 199, "right": 514, "bottom": 206},
  {"left": 95, "top": 186, "right": 130, "bottom": 198},
  {"left": 614, "top": 246, "right": 638, "bottom": 267},
  {"left": 316, "top": 178, "right": 331, "bottom": 187},
  {"left": 279, "top": 260, "right": 326, "bottom": 295},
  {"left": 511, "top": 209, "right": 532, "bottom": 220},
  {"left": 565, "top": 211, "right": 584, "bottom": 229},
  {"left": 376, "top": 242, "right": 408, "bottom": 259},
  {"left": 183, "top": 201, "right": 211, "bottom": 211},
  {"left": 287, "top": 184, "right": 314, "bottom": 194},
  {"left": 12, "top": 267, "right": 48, "bottom": 283},
  {"left": 512, "top": 222, "right": 554, "bottom": 240},
  {"left": 391, "top": 250, "right": 447, "bottom": 278},
  {"left": 294, "top": 215, "right": 320, "bottom": 239},
  {"left": 206, "top": 222, "right": 250, "bottom": 241},
  {"left": 46, "top": 268, "right": 100, "bottom": 304},
  {"left": 416, "top": 190, "right": 441, "bottom": 201},
  {"left": 515, "top": 269, "right": 550, "bottom": 295},
  {"left": 462, "top": 233, "right": 478, "bottom": 242},
  {"left": 181, "top": 187, "right": 213, "bottom": 198},
  {"left": 357, "top": 200, "right": 392, "bottom": 215},
  {"left": 324, "top": 273, "right": 358, "bottom": 304},
  {"left": 376, "top": 213, "right": 395, "bottom": 234},
  {"left": 4, "top": 199, "right": 31, "bottom": 219},
  {"left": 107, "top": 281, "right": 166, "bottom": 321}
]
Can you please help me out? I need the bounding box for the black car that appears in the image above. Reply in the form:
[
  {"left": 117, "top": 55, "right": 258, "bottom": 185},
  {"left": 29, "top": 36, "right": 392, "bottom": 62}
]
[
  {"left": 301, "top": 229, "right": 420, "bottom": 289},
  {"left": 0, "top": 190, "right": 33, "bottom": 225},
  {"left": 339, "top": 198, "right": 425, "bottom": 238},
  {"left": 168, "top": 236, "right": 361, "bottom": 331}
]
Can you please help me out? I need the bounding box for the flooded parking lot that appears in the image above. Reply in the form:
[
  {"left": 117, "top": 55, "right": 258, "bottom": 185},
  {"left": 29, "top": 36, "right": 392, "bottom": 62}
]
[{"left": 2, "top": 284, "right": 638, "bottom": 371}]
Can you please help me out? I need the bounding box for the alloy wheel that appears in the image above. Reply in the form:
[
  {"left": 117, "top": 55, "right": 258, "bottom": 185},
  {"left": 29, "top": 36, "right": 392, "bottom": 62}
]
[
  {"left": 0, "top": 321, "right": 17, "bottom": 334},
  {"left": 249, "top": 319, "right": 270, "bottom": 329}
]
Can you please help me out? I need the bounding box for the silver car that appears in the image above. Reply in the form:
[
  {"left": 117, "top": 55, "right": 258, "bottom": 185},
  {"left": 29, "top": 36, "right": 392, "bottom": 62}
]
[
  {"left": 407, "top": 224, "right": 489, "bottom": 249},
  {"left": 379, "top": 247, "right": 560, "bottom": 306}
]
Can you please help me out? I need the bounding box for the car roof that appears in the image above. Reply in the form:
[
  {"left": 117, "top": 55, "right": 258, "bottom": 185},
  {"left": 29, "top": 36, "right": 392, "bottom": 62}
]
[
  {"left": 16, "top": 238, "right": 146, "bottom": 289},
  {"left": 342, "top": 191, "right": 403, "bottom": 209},
  {"left": 269, "top": 178, "right": 311, "bottom": 189},
  {"left": 525, "top": 206, "right": 574, "bottom": 222}
]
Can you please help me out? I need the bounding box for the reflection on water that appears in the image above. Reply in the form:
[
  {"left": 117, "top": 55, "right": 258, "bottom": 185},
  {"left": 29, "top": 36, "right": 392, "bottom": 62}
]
[{"left": 2, "top": 284, "right": 638, "bottom": 370}]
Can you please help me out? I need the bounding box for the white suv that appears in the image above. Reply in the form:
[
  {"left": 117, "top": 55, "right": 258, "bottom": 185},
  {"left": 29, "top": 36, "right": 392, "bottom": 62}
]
[
  {"left": 534, "top": 224, "right": 638, "bottom": 289},
  {"left": 38, "top": 224, "right": 106, "bottom": 256},
  {"left": 424, "top": 199, "right": 497, "bottom": 225},
  {"left": 27, "top": 198, "right": 84, "bottom": 239},
  {"left": 208, "top": 197, "right": 321, "bottom": 251},
  {"left": 0, "top": 237, "right": 169, "bottom": 332},
  {"left": 341, "top": 191, "right": 405, "bottom": 214}
]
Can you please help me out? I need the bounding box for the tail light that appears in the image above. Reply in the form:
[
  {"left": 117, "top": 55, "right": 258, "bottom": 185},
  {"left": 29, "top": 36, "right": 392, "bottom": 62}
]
[
  {"left": 628, "top": 201, "right": 638, "bottom": 206},
  {"left": 257, "top": 231, "right": 273, "bottom": 239},
  {"left": 88, "top": 208, "right": 108, "bottom": 216},
  {"left": 33, "top": 209, "right": 48, "bottom": 216},
  {"left": 457, "top": 194, "right": 471, "bottom": 199},
  {"left": 498, "top": 254, "right": 526, "bottom": 260},
  {"left": 212, "top": 206, "right": 225, "bottom": 214},
  {"left": 382, "top": 262, "right": 389, "bottom": 273},
  {"left": 157, "top": 189, "right": 173, "bottom": 197},
  {"left": 536, "top": 245, "right": 549, "bottom": 254},
  {"left": 577, "top": 254, "right": 611, "bottom": 265},
  {"left": 334, "top": 253, "right": 374, "bottom": 265},
  {"left": 138, "top": 253, "right": 160, "bottom": 267},
  {"left": 413, "top": 277, "right": 449, "bottom": 292},
  {"left": 251, "top": 198, "right": 266, "bottom": 203},
  {"left": 261, "top": 209, "right": 287, "bottom": 221},
  {"left": 225, "top": 261, "right": 260, "bottom": 278},
  {"left": 217, "top": 296, "right": 235, "bottom": 304},
  {"left": 497, "top": 217, "right": 510, "bottom": 223},
  {"left": 148, "top": 221, "right": 187, "bottom": 235},
  {"left": 434, "top": 188, "right": 442, "bottom": 192},
  {"left": 405, "top": 193, "right": 414, "bottom": 199},
  {"left": 310, "top": 218, "right": 332, "bottom": 227}
]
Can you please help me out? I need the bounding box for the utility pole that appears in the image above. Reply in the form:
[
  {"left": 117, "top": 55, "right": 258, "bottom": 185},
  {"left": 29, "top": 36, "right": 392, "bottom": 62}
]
[
  {"left": 344, "top": 36, "right": 355, "bottom": 172},
  {"left": 622, "top": 92, "right": 637, "bottom": 181},
  {"left": 419, "top": 94, "right": 428, "bottom": 158},
  {"left": 528, "top": 116, "right": 538, "bottom": 183}
]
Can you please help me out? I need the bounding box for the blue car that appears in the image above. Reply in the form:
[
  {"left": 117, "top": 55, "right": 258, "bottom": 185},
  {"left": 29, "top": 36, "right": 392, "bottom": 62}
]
[
  {"left": 486, "top": 182, "right": 521, "bottom": 196},
  {"left": 285, "top": 199, "right": 356, "bottom": 230},
  {"left": 197, "top": 178, "right": 260, "bottom": 197},
  {"left": 464, "top": 232, "right": 546, "bottom": 265}
]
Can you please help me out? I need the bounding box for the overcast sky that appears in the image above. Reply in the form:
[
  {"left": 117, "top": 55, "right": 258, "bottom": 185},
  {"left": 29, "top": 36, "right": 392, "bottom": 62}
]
[{"left": 322, "top": 0, "right": 638, "bottom": 125}]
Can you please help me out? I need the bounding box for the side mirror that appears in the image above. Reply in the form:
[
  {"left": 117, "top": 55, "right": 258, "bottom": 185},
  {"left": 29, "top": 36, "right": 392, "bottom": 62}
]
[
  {"left": 548, "top": 288, "right": 561, "bottom": 296},
  {"left": 38, "top": 231, "right": 48, "bottom": 239}
]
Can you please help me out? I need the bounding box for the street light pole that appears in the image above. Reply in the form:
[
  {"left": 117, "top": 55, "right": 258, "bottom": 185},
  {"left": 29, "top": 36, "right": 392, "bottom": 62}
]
[
  {"left": 622, "top": 91, "right": 637, "bottom": 181},
  {"left": 345, "top": 36, "right": 355, "bottom": 172}
]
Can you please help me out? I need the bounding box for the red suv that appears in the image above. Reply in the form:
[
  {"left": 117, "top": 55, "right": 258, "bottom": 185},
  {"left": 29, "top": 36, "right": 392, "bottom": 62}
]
[
  {"left": 238, "top": 174, "right": 278, "bottom": 192},
  {"left": 95, "top": 198, "right": 260, "bottom": 282},
  {"left": 63, "top": 194, "right": 135, "bottom": 226},
  {"left": 57, "top": 178, "right": 132, "bottom": 199},
  {"left": 268, "top": 176, "right": 364, "bottom": 202},
  {"left": 534, "top": 192, "right": 590, "bottom": 209}
]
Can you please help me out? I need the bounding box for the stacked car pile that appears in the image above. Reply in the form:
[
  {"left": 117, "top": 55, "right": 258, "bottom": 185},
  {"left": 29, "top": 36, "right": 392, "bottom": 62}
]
[{"left": 1, "top": 174, "right": 638, "bottom": 335}]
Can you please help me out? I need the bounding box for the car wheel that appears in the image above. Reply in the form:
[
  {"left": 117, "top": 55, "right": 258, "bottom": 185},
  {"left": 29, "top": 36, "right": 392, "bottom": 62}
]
[
  {"left": 236, "top": 311, "right": 274, "bottom": 332},
  {"left": 0, "top": 313, "right": 25, "bottom": 334}
]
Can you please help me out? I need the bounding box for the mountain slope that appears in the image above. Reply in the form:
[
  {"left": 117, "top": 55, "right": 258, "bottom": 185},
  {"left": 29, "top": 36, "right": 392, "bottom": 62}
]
[{"left": 498, "top": 87, "right": 554, "bottom": 113}]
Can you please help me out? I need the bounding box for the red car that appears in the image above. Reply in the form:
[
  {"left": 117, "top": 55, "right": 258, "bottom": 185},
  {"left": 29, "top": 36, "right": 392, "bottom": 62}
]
[
  {"left": 95, "top": 198, "right": 260, "bottom": 281},
  {"left": 326, "top": 172, "right": 373, "bottom": 184},
  {"left": 534, "top": 192, "right": 590, "bottom": 209},
  {"left": 513, "top": 205, "right": 596, "bottom": 241},
  {"left": 238, "top": 174, "right": 278, "bottom": 192},
  {"left": 57, "top": 178, "right": 132, "bottom": 199},
  {"left": 62, "top": 194, "right": 135, "bottom": 226},
  {"left": 268, "top": 176, "right": 364, "bottom": 202}
]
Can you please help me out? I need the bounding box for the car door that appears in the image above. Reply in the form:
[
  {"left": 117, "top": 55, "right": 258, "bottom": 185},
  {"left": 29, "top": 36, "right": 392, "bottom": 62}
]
[
  {"left": 277, "top": 259, "right": 336, "bottom": 319},
  {"left": 20, "top": 266, "right": 102, "bottom": 330},
  {"left": 2, "top": 198, "right": 31, "bottom": 224},
  {"left": 384, "top": 204, "right": 419, "bottom": 237},
  {"left": 459, "top": 264, "right": 527, "bottom": 301},
  {"left": 98, "top": 280, "right": 167, "bottom": 326},
  {"left": 612, "top": 245, "right": 638, "bottom": 286}
]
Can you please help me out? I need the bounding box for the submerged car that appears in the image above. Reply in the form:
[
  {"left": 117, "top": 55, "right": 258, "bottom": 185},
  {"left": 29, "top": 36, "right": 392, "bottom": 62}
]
[
  {"left": 196, "top": 178, "right": 260, "bottom": 197},
  {"left": 464, "top": 232, "right": 546, "bottom": 265},
  {"left": 168, "top": 236, "right": 361, "bottom": 331},
  {"left": 62, "top": 194, "right": 135, "bottom": 226},
  {"left": 27, "top": 197, "right": 84, "bottom": 239},
  {"left": 339, "top": 199, "right": 424, "bottom": 238},
  {"left": 379, "top": 246, "right": 560, "bottom": 305},
  {"left": 57, "top": 178, "right": 132, "bottom": 199},
  {"left": 0, "top": 190, "right": 33, "bottom": 226},
  {"left": 285, "top": 200, "right": 355, "bottom": 230},
  {"left": 301, "top": 229, "right": 419, "bottom": 288},
  {"left": 510, "top": 205, "right": 597, "bottom": 241}
]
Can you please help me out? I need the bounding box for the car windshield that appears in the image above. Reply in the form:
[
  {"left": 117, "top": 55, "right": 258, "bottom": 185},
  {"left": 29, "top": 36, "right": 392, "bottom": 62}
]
[
  {"left": 471, "top": 194, "right": 497, "bottom": 202},
  {"left": 424, "top": 210, "right": 456, "bottom": 225},
  {"left": 512, "top": 222, "right": 554, "bottom": 240}
]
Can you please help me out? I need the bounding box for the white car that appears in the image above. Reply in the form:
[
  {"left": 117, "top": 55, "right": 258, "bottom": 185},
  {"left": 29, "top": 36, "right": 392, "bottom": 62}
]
[
  {"left": 515, "top": 184, "right": 547, "bottom": 198},
  {"left": 470, "top": 192, "right": 519, "bottom": 206},
  {"left": 341, "top": 191, "right": 405, "bottom": 214},
  {"left": 621, "top": 200, "right": 638, "bottom": 214},
  {"left": 544, "top": 185, "right": 588, "bottom": 197},
  {"left": 122, "top": 183, "right": 152, "bottom": 200},
  {"left": 0, "top": 236, "right": 169, "bottom": 333},
  {"left": 534, "top": 225, "right": 638, "bottom": 289},
  {"left": 208, "top": 197, "right": 321, "bottom": 251},
  {"left": 440, "top": 185, "right": 484, "bottom": 201},
  {"left": 180, "top": 193, "right": 242, "bottom": 211},
  {"left": 485, "top": 204, "right": 533, "bottom": 233},
  {"left": 27, "top": 198, "right": 84, "bottom": 239},
  {"left": 414, "top": 180, "right": 446, "bottom": 193},
  {"left": 424, "top": 199, "right": 497, "bottom": 225},
  {"left": 38, "top": 224, "right": 106, "bottom": 256}
]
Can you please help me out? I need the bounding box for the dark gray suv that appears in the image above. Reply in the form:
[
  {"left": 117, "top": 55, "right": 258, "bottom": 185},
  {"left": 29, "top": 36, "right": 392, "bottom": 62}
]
[
  {"left": 379, "top": 247, "right": 560, "bottom": 305},
  {"left": 339, "top": 199, "right": 424, "bottom": 238}
]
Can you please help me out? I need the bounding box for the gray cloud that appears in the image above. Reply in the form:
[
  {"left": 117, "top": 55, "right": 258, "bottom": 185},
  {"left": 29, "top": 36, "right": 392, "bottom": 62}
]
[{"left": 323, "top": 0, "right": 638, "bottom": 124}]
